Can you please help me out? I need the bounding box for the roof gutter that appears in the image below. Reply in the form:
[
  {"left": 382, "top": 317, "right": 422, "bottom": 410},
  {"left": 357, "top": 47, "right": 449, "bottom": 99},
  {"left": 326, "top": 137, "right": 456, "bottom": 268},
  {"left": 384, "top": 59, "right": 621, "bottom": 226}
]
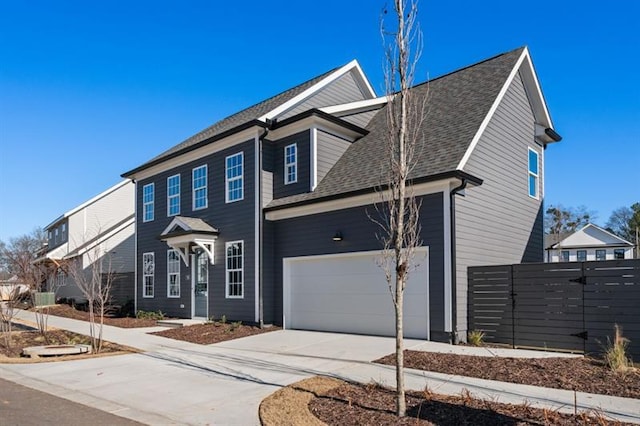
[{"left": 257, "top": 120, "right": 274, "bottom": 328}]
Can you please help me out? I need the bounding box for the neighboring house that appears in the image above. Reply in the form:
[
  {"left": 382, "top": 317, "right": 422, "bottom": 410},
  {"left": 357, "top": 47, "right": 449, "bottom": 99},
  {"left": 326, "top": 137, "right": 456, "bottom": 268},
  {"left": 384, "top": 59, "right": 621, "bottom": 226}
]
[
  {"left": 545, "top": 223, "right": 635, "bottom": 262},
  {"left": 39, "top": 180, "right": 135, "bottom": 305},
  {"left": 0, "top": 275, "right": 29, "bottom": 301},
  {"left": 122, "top": 46, "right": 561, "bottom": 343}
]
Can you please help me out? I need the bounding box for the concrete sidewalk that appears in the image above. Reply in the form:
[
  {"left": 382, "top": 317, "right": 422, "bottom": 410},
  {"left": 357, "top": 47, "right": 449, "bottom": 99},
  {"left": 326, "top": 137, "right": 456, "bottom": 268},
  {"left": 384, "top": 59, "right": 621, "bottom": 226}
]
[{"left": 1, "top": 311, "right": 638, "bottom": 425}]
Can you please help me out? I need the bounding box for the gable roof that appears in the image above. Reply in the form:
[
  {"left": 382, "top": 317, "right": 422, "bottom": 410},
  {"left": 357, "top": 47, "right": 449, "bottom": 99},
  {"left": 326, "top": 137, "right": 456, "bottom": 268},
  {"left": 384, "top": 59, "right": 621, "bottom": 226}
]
[
  {"left": 548, "top": 223, "right": 634, "bottom": 250},
  {"left": 267, "top": 47, "right": 527, "bottom": 209},
  {"left": 124, "top": 61, "right": 375, "bottom": 177}
]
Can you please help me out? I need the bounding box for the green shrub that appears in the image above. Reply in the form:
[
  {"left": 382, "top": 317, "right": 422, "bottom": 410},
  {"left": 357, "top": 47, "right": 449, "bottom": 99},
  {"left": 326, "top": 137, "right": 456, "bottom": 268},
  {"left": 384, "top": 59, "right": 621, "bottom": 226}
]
[
  {"left": 230, "top": 321, "right": 242, "bottom": 331},
  {"left": 135, "top": 310, "right": 165, "bottom": 320},
  {"left": 604, "top": 324, "right": 632, "bottom": 373},
  {"left": 467, "top": 329, "right": 485, "bottom": 347}
]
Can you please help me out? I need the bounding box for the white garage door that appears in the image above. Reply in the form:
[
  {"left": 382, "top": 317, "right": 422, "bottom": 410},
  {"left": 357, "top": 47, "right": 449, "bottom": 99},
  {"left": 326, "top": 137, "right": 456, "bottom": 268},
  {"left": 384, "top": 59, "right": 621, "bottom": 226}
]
[{"left": 284, "top": 249, "right": 429, "bottom": 339}]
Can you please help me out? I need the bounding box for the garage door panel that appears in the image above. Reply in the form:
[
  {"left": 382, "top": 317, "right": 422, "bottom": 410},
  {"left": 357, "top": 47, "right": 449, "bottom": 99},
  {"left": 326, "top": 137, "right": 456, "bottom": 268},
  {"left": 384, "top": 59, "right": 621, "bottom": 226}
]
[{"left": 286, "top": 250, "right": 429, "bottom": 339}]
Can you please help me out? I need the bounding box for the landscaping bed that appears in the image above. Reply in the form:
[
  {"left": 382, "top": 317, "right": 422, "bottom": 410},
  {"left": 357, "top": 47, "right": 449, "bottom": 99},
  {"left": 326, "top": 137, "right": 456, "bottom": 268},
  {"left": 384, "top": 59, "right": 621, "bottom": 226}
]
[
  {"left": 0, "top": 328, "right": 135, "bottom": 360},
  {"left": 152, "top": 321, "right": 279, "bottom": 344},
  {"left": 46, "top": 304, "right": 158, "bottom": 328},
  {"left": 375, "top": 350, "right": 640, "bottom": 399},
  {"left": 308, "top": 379, "right": 632, "bottom": 425}
]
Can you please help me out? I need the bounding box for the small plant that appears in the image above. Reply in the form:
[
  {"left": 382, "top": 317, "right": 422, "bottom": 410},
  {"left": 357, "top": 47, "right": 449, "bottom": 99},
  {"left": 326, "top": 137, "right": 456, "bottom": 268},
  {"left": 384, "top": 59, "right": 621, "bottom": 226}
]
[
  {"left": 135, "top": 310, "right": 165, "bottom": 320},
  {"left": 230, "top": 321, "right": 242, "bottom": 331},
  {"left": 467, "top": 329, "right": 485, "bottom": 346},
  {"left": 220, "top": 314, "right": 227, "bottom": 324},
  {"left": 604, "top": 324, "right": 632, "bottom": 373}
]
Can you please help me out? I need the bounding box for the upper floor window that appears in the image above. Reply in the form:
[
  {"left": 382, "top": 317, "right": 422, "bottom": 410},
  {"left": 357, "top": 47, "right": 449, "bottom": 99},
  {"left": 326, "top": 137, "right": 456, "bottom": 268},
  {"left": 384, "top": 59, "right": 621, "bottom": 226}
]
[
  {"left": 561, "top": 250, "right": 570, "bottom": 262},
  {"left": 143, "top": 183, "right": 155, "bottom": 222},
  {"left": 193, "top": 165, "right": 208, "bottom": 210},
  {"left": 596, "top": 249, "right": 606, "bottom": 261},
  {"left": 285, "top": 143, "right": 297, "bottom": 184},
  {"left": 226, "top": 152, "right": 244, "bottom": 203},
  {"left": 61, "top": 223, "right": 67, "bottom": 240},
  {"left": 167, "top": 249, "right": 180, "bottom": 298},
  {"left": 226, "top": 241, "right": 244, "bottom": 298},
  {"left": 576, "top": 250, "right": 587, "bottom": 262},
  {"left": 528, "top": 148, "right": 539, "bottom": 199},
  {"left": 614, "top": 249, "right": 625, "bottom": 259},
  {"left": 167, "top": 174, "right": 181, "bottom": 216},
  {"left": 143, "top": 252, "right": 155, "bottom": 298}
]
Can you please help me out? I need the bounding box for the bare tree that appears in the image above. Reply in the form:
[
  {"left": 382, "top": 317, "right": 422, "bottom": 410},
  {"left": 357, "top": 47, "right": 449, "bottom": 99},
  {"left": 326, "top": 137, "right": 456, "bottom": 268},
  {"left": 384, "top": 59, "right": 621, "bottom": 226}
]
[
  {"left": 0, "top": 282, "right": 26, "bottom": 349},
  {"left": 0, "top": 229, "right": 55, "bottom": 337},
  {"left": 371, "top": 0, "right": 425, "bottom": 417},
  {"left": 67, "top": 244, "right": 115, "bottom": 353}
]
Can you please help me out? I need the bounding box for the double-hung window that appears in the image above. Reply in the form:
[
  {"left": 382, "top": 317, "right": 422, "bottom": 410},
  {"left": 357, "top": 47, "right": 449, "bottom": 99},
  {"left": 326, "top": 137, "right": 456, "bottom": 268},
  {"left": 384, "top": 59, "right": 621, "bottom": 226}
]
[
  {"left": 528, "top": 148, "right": 539, "bottom": 199},
  {"left": 193, "top": 165, "right": 208, "bottom": 210},
  {"left": 143, "top": 252, "right": 154, "bottom": 298},
  {"left": 167, "top": 174, "right": 180, "bottom": 216},
  {"left": 143, "top": 183, "right": 155, "bottom": 222},
  {"left": 596, "top": 249, "right": 606, "bottom": 261},
  {"left": 226, "top": 152, "right": 244, "bottom": 203},
  {"left": 561, "top": 250, "right": 570, "bottom": 262},
  {"left": 226, "top": 241, "right": 243, "bottom": 298},
  {"left": 284, "top": 143, "right": 297, "bottom": 184},
  {"left": 167, "top": 249, "right": 180, "bottom": 298},
  {"left": 577, "top": 250, "right": 587, "bottom": 262}
]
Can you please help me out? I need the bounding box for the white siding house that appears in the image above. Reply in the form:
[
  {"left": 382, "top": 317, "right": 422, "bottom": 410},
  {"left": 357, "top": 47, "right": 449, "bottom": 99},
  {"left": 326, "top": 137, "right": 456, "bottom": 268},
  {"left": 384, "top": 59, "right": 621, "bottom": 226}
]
[{"left": 546, "top": 223, "right": 634, "bottom": 262}]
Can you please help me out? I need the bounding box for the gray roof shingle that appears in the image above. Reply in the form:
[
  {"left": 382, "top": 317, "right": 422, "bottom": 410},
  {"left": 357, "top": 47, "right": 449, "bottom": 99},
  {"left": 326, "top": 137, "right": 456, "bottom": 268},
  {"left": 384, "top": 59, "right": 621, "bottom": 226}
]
[{"left": 267, "top": 47, "right": 525, "bottom": 209}]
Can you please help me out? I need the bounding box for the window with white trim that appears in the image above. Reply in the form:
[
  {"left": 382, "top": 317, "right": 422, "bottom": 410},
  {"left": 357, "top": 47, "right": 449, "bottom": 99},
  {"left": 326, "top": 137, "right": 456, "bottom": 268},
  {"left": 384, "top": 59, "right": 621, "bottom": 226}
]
[
  {"left": 167, "top": 249, "right": 180, "bottom": 298},
  {"left": 528, "top": 148, "right": 539, "bottom": 199},
  {"left": 167, "top": 174, "right": 180, "bottom": 216},
  {"left": 193, "top": 165, "right": 208, "bottom": 210},
  {"left": 577, "top": 250, "right": 587, "bottom": 262},
  {"left": 225, "top": 241, "right": 243, "bottom": 298},
  {"left": 143, "top": 252, "right": 154, "bottom": 298},
  {"left": 284, "top": 143, "right": 297, "bottom": 184},
  {"left": 143, "top": 183, "right": 155, "bottom": 222},
  {"left": 561, "top": 250, "right": 570, "bottom": 262},
  {"left": 596, "top": 249, "right": 606, "bottom": 261},
  {"left": 226, "top": 152, "right": 244, "bottom": 202},
  {"left": 55, "top": 270, "right": 66, "bottom": 288}
]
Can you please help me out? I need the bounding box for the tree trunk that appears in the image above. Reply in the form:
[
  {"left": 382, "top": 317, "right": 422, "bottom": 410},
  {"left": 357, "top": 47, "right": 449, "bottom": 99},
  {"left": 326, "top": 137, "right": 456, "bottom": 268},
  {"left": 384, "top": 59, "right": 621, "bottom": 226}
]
[{"left": 395, "top": 281, "right": 406, "bottom": 416}]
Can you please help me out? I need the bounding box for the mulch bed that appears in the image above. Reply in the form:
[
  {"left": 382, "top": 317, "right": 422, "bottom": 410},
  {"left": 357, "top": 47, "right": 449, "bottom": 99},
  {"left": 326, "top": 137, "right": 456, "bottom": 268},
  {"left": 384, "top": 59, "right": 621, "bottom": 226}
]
[
  {"left": 309, "top": 381, "right": 632, "bottom": 425},
  {"left": 0, "top": 329, "right": 133, "bottom": 359},
  {"left": 46, "top": 305, "right": 158, "bottom": 328},
  {"left": 152, "top": 322, "right": 279, "bottom": 344},
  {"left": 375, "top": 350, "right": 640, "bottom": 399}
]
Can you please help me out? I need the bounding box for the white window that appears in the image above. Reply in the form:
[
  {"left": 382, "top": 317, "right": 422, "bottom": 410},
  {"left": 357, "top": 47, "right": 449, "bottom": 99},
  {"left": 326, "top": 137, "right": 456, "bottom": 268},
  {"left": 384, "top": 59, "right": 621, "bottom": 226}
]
[
  {"left": 193, "top": 165, "right": 208, "bottom": 210},
  {"left": 528, "top": 148, "right": 539, "bottom": 199},
  {"left": 167, "top": 249, "right": 180, "bottom": 298},
  {"left": 284, "top": 143, "right": 297, "bottom": 184},
  {"left": 143, "top": 252, "right": 154, "bottom": 298},
  {"left": 167, "top": 174, "right": 180, "bottom": 216},
  {"left": 225, "top": 241, "right": 243, "bottom": 298},
  {"left": 55, "top": 270, "right": 66, "bottom": 288},
  {"left": 143, "top": 183, "right": 155, "bottom": 222},
  {"left": 226, "top": 152, "right": 244, "bottom": 203}
]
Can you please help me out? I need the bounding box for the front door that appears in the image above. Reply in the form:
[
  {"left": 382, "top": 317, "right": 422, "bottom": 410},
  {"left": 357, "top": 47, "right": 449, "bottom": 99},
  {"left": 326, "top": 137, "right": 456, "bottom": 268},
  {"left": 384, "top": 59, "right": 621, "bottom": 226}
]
[{"left": 193, "top": 250, "right": 208, "bottom": 318}]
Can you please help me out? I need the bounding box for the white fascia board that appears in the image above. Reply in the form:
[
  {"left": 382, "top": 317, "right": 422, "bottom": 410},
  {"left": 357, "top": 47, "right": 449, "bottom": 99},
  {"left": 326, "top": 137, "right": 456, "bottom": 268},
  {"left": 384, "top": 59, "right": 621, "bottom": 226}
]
[
  {"left": 266, "top": 115, "right": 362, "bottom": 141},
  {"left": 44, "top": 180, "right": 132, "bottom": 230},
  {"left": 259, "top": 59, "right": 376, "bottom": 122},
  {"left": 320, "top": 97, "right": 388, "bottom": 115},
  {"left": 162, "top": 216, "right": 190, "bottom": 235},
  {"left": 457, "top": 48, "right": 557, "bottom": 171},
  {"left": 130, "top": 127, "right": 262, "bottom": 182},
  {"left": 265, "top": 180, "right": 453, "bottom": 221},
  {"left": 456, "top": 50, "right": 527, "bottom": 171}
]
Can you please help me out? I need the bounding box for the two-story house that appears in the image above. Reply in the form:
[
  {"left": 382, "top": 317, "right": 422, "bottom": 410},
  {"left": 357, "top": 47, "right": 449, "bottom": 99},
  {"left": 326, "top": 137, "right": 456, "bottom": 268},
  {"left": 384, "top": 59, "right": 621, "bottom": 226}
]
[
  {"left": 41, "top": 180, "right": 135, "bottom": 305},
  {"left": 123, "top": 47, "right": 561, "bottom": 343}
]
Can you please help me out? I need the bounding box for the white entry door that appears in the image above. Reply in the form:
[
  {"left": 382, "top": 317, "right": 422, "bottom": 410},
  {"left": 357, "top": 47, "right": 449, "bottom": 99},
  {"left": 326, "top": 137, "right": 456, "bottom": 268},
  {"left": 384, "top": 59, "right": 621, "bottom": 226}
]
[{"left": 284, "top": 249, "right": 429, "bottom": 339}]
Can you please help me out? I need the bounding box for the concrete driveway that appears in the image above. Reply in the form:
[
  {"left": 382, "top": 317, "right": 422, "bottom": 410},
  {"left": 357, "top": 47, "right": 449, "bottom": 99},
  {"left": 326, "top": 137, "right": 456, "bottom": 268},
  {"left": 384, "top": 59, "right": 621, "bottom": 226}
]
[{"left": 0, "top": 329, "right": 410, "bottom": 425}]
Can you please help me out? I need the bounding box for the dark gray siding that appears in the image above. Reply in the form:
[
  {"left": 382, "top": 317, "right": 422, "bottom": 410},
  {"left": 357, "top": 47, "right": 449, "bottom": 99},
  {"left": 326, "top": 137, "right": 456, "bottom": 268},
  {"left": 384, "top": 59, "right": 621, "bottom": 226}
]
[
  {"left": 269, "top": 192, "right": 446, "bottom": 337},
  {"left": 262, "top": 220, "right": 276, "bottom": 324},
  {"left": 455, "top": 71, "right": 544, "bottom": 339},
  {"left": 271, "top": 131, "right": 311, "bottom": 199},
  {"left": 278, "top": 72, "right": 368, "bottom": 120},
  {"left": 316, "top": 130, "right": 351, "bottom": 184},
  {"left": 47, "top": 219, "right": 68, "bottom": 250},
  {"left": 136, "top": 139, "right": 256, "bottom": 322}
]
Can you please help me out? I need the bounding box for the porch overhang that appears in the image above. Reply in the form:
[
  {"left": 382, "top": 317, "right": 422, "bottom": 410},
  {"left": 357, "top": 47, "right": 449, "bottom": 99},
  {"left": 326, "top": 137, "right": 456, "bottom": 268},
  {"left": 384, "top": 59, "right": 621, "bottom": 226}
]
[{"left": 160, "top": 217, "right": 219, "bottom": 267}]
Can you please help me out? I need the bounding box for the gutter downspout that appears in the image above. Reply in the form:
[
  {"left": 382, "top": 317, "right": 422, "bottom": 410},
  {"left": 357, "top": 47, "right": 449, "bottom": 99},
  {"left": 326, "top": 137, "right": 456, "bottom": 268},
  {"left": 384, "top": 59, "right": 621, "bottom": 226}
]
[
  {"left": 258, "top": 124, "right": 271, "bottom": 328},
  {"left": 449, "top": 178, "right": 467, "bottom": 344}
]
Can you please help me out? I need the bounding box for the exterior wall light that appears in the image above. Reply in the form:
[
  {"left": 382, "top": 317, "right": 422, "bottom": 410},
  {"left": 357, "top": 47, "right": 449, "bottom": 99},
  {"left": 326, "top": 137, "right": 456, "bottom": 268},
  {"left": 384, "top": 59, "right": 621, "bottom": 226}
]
[{"left": 332, "top": 231, "right": 343, "bottom": 242}]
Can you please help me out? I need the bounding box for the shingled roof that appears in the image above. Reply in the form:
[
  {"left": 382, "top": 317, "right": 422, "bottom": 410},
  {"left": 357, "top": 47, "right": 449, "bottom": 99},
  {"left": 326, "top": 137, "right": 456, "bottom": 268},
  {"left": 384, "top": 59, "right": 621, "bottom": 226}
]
[
  {"left": 266, "top": 47, "right": 526, "bottom": 209},
  {"left": 127, "top": 65, "right": 340, "bottom": 175}
]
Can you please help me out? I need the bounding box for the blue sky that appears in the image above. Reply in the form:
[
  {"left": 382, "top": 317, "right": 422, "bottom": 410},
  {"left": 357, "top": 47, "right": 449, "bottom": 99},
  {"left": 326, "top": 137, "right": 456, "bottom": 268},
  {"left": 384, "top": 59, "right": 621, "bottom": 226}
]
[{"left": 0, "top": 0, "right": 638, "bottom": 242}]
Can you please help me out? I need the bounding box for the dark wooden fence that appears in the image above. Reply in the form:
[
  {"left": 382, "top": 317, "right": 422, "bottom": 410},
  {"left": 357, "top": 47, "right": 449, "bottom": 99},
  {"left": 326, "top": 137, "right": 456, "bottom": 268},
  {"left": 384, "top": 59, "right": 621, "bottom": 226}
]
[{"left": 468, "top": 259, "right": 640, "bottom": 359}]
